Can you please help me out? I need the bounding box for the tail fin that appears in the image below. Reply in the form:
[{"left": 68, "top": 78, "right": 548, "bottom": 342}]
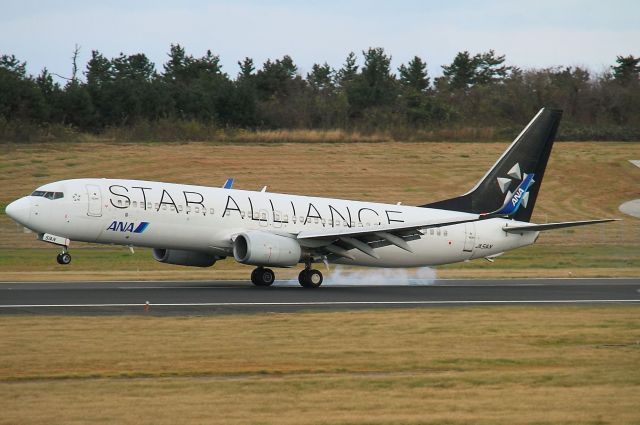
[{"left": 422, "top": 108, "right": 562, "bottom": 222}]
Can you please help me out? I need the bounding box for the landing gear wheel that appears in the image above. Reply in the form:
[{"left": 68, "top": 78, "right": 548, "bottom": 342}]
[
  {"left": 299, "top": 269, "right": 323, "bottom": 288},
  {"left": 57, "top": 252, "right": 71, "bottom": 265},
  {"left": 251, "top": 267, "right": 275, "bottom": 287}
]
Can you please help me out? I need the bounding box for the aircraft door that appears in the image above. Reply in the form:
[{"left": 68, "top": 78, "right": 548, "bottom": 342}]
[
  {"left": 463, "top": 222, "right": 475, "bottom": 252},
  {"left": 86, "top": 185, "right": 102, "bottom": 217}
]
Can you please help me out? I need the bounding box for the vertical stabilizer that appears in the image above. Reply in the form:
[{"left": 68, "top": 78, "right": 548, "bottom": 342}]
[{"left": 422, "top": 108, "right": 562, "bottom": 222}]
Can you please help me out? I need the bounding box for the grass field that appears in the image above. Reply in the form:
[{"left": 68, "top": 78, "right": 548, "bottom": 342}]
[
  {"left": 1, "top": 307, "right": 639, "bottom": 424},
  {"left": 1, "top": 140, "right": 638, "bottom": 280},
  {"left": 1, "top": 141, "right": 639, "bottom": 424}
]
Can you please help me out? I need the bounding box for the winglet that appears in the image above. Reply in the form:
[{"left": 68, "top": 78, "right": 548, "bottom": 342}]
[{"left": 222, "top": 178, "right": 234, "bottom": 189}]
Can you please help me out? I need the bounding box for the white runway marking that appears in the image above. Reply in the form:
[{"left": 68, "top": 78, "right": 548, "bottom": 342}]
[{"left": 1, "top": 299, "right": 640, "bottom": 308}]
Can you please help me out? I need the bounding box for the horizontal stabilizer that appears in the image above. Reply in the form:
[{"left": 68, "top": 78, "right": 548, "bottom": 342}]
[{"left": 502, "top": 219, "right": 619, "bottom": 233}]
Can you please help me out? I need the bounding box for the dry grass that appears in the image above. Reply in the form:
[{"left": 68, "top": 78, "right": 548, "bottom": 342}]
[
  {"left": 1, "top": 307, "right": 639, "bottom": 424},
  {"left": 1, "top": 141, "right": 638, "bottom": 278},
  {"left": 231, "top": 128, "right": 395, "bottom": 143}
]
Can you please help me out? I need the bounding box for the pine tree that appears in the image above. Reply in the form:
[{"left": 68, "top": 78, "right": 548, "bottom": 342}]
[
  {"left": 398, "top": 56, "right": 429, "bottom": 92},
  {"left": 612, "top": 55, "right": 640, "bottom": 85}
]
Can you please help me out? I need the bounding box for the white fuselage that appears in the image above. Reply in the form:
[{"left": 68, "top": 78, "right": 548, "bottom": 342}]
[{"left": 15, "top": 178, "right": 539, "bottom": 268}]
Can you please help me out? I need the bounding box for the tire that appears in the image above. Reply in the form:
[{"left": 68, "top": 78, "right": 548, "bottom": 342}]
[
  {"left": 252, "top": 267, "right": 275, "bottom": 286},
  {"left": 298, "top": 270, "right": 308, "bottom": 287},
  {"left": 60, "top": 253, "right": 71, "bottom": 265},
  {"left": 299, "top": 269, "right": 323, "bottom": 288},
  {"left": 56, "top": 253, "right": 63, "bottom": 264}
]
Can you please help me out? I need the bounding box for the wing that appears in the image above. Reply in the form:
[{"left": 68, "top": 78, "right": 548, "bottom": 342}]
[{"left": 296, "top": 214, "right": 479, "bottom": 260}]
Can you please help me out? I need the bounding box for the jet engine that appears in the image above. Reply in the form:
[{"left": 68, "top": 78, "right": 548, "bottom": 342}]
[
  {"left": 152, "top": 248, "right": 219, "bottom": 267},
  {"left": 233, "top": 231, "right": 301, "bottom": 267}
]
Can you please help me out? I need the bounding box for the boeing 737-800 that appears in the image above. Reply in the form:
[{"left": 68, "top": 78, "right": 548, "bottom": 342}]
[{"left": 5, "top": 108, "right": 616, "bottom": 287}]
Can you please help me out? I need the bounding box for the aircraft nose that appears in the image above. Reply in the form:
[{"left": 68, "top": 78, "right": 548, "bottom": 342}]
[{"left": 5, "top": 197, "right": 31, "bottom": 225}]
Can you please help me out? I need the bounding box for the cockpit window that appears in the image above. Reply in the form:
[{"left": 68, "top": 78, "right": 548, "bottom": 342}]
[{"left": 31, "top": 191, "right": 64, "bottom": 200}]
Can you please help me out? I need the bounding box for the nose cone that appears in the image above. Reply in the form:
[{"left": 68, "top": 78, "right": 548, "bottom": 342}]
[{"left": 5, "top": 197, "right": 31, "bottom": 226}]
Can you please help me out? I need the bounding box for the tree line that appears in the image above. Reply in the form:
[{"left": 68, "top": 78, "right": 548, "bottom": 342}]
[{"left": 1, "top": 45, "right": 639, "bottom": 142}]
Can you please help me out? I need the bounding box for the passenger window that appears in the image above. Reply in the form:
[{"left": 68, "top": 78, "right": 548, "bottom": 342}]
[
  {"left": 443, "top": 229, "right": 448, "bottom": 236},
  {"left": 178, "top": 205, "right": 183, "bottom": 212},
  {"left": 162, "top": 204, "right": 167, "bottom": 211},
  {"left": 170, "top": 205, "right": 175, "bottom": 212},
  {"left": 195, "top": 206, "right": 200, "bottom": 213},
  {"left": 147, "top": 203, "right": 152, "bottom": 209},
  {"left": 154, "top": 203, "right": 159, "bottom": 210},
  {"left": 430, "top": 229, "right": 434, "bottom": 235},
  {"left": 210, "top": 208, "right": 214, "bottom": 215},
  {"left": 117, "top": 199, "right": 122, "bottom": 206},
  {"left": 132, "top": 201, "right": 137, "bottom": 208}
]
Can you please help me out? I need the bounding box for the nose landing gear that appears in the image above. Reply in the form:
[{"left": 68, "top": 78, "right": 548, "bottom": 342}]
[{"left": 56, "top": 247, "right": 71, "bottom": 265}]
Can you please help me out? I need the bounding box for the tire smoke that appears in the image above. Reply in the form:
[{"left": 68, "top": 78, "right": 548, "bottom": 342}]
[{"left": 324, "top": 265, "right": 437, "bottom": 286}]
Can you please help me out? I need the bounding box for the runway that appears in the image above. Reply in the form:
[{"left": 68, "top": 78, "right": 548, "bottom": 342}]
[{"left": 1, "top": 278, "right": 639, "bottom": 315}]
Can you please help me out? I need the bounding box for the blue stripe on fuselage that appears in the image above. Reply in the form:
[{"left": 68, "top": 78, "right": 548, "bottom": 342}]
[{"left": 133, "top": 222, "right": 149, "bottom": 233}]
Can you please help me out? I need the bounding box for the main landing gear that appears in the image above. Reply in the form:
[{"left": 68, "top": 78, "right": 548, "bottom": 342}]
[
  {"left": 56, "top": 247, "right": 71, "bottom": 265},
  {"left": 251, "top": 267, "right": 275, "bottom": 286},
  {"left": 298, "top": 262, "right": 323, "bottom": 288},
  {"left": 249, "top": 264, "right": 324, "bottom": 288}
]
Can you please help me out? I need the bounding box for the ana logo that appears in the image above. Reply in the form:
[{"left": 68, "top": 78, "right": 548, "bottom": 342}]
[
  {"left": 511, "top": 188, "right": 525, "bottom": 206},
  {"left": 106, "top": 221, "right": 149, "bottom": 233}
]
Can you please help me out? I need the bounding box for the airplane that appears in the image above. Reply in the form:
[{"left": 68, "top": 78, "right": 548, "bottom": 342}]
[{"left": 5, "top": 108, "right": 617, "bottom": 288}]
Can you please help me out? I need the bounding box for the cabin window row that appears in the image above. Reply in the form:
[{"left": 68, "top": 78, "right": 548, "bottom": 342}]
[
  {"left": 428, "top": 228, "right": 448, "bottom": 237},
  {"left": 114, "top": 199, "right": 214, "bottom": 215},
  {"left": 222, "top": 210, "right": 380, "bottom": 227}
]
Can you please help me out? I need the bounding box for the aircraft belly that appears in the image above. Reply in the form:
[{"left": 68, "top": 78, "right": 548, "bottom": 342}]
[{"left": 334, "top": 236, "right": 468, "bottom": 268}]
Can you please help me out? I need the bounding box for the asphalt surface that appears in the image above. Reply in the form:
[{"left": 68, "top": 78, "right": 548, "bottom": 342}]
[{"left": 0, "top": 278, "right": 639, "bottom": 315}]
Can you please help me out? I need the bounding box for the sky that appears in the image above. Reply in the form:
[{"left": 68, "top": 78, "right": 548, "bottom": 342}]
[{"left": 1, "top": 0, "right": 639, "bottom": 82}]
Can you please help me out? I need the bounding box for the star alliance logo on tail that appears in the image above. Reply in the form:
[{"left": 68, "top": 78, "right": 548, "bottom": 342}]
[{"left": 106, "top": 221, "right": 150, "bottom": 233}]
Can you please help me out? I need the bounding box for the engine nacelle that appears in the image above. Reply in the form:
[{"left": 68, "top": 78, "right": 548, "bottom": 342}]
[
  {"left": 152, "top": 248, "right": 218, "bottom": 267},
  {"left": 233, "top": 231, "right": 302, "bottom": 267}
]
